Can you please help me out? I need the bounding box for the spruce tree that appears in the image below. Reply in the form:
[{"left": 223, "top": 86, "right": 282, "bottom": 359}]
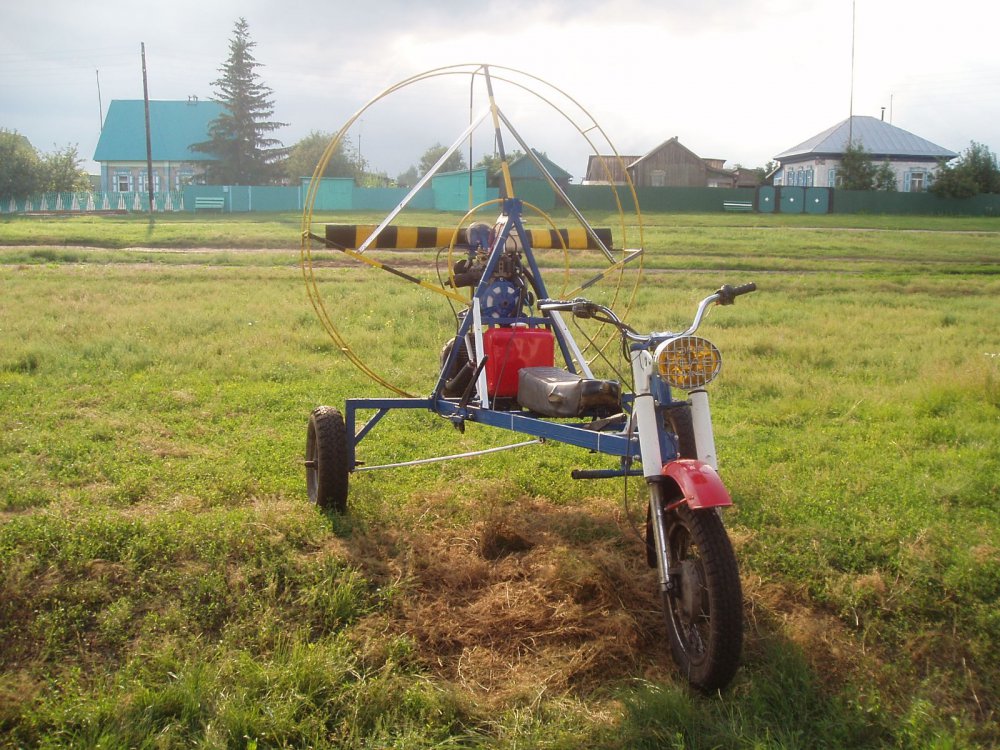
[{"left": 194, "top": 18, "right": 286, "bottom": 184}]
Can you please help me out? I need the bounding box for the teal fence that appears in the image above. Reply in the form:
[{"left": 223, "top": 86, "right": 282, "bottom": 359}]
[
  {"left": 830, "top": 189, "right": 1000, "bottom": 215},
  {"left": 2, "top": 191, "right": 186, "bottom": 213},
  {"left": 562, "top": 184, "right": 1000, "bottom": 216},
  {"left": 4, "top": 183, "right": 1000, "bottom": 216}
]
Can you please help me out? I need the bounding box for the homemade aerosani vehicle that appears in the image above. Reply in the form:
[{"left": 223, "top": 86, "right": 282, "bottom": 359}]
[{"left": 300, "top": 65, "right": 756, "bottom": 691}]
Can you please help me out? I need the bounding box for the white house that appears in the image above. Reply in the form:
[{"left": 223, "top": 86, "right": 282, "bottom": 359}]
[{"left": 773, "top": 116, "right": 957, "bottom": 192}]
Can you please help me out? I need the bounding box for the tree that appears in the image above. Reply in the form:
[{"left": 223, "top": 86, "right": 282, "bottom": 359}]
[
  {"left": 753, "top": 160, "right": 777, "bottom": 186},
  {"left": 873, "top": 160, "right": 897, "bottom": 192},
  {"left": 396, "top": 165, "right": 419, "bottom": 189},
  {"left": 40, "top": 144, "right": 91, "bottom": 192},
  {"left": 193, "top": 17, "right": 286, "bottom": 185},
  {"left": 0, "top": 132, "right": 89, "bottom": 199},
  {"left": 931, "top": 141, "right": 1000, "bottom": 198},
  {"left": 0, "top": 129, "right": 43, "bottom": 199},
  {"left": 476, "top": 150, "right": 524, "bottom": 187},
  {"left": 285, "top": 131, "right": 358, "bottom": 182},
  {"left": 837, "top": 141, "right": 876, "bottom": 190},
  {"left": 417, "top": 143, "right": 466, "bottom": 176}
]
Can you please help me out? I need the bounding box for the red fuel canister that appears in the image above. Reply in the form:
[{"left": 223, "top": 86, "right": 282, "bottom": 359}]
[{"left": 483, "top": 327, "right": 554, "bottom": 398}]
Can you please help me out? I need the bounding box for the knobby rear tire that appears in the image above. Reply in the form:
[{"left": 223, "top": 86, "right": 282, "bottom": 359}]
[{"left": 306, "top": 406, "right": 349, "bottom": 513}]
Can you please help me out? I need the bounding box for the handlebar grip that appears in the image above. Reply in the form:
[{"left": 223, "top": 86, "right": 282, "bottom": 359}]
[
  {"left": 716, "top": 282, "right": 757, "bottom": 305},
  {"left": 539, "top": 297, "right": 595, "bottom": 315}
]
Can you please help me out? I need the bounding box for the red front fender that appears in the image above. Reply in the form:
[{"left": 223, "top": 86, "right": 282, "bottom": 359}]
[{"left": 662, "top": 459, "right": 732, "bottom": 510}]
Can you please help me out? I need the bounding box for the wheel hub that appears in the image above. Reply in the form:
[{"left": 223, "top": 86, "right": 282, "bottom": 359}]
[{"left": 678, "top": 558, "right": 709, "bottom": 621}]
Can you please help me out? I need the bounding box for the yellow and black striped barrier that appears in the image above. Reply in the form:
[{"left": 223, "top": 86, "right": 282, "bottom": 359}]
[{"left": 323, "top": 224, "right": 613, "bottom": 251}]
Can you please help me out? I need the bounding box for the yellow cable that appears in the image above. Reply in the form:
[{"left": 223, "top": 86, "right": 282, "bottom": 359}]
[{"left": 300, "top": 64, "right": 645, "bottom": 395}]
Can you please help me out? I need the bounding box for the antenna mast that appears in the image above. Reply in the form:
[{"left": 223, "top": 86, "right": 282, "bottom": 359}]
[
  {"left": 96, "top": 69, "right": 104, "bottom": 131},
  {"left": 848, "top": 0, "right": 856, "bottom": 145}
]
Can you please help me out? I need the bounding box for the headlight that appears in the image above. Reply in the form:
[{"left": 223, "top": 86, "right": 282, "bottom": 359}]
[{"left": 654, "top": 336, "right": 722, "bottom": 390}]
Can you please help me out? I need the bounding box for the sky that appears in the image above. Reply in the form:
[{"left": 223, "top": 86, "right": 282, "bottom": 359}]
[{"left": 2, "top": 0, "right": 999, "bottom": 181}]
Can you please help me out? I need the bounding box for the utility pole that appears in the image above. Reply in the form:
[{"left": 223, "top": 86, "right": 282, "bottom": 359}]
[{"left": 141, "top": 42, "right": 155, "bottom": 215}]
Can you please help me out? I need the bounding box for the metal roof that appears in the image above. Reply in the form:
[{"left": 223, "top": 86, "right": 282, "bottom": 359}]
[
  {"left": 93, "top": 99, "right": 225, "bottom": 162},
  {"left": 774, "top": 116, "right": 957, "bottom": 161},
  {"left": 508, "top": 149, "right": 573, "bottom": 182}
]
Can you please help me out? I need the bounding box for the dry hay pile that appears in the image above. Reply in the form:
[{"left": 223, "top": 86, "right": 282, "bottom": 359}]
[{"left": 348, "top": 496, "right": 673, "bottom": 699}]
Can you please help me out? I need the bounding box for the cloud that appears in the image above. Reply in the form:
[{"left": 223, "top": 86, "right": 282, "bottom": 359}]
[{"left": 2, "top": 0, "right": 998, "bottom": 177}]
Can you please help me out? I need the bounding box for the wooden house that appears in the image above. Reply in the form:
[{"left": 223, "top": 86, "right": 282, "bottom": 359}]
[{"left": 583, "top": 138, "right": 737, "bottom": 188}]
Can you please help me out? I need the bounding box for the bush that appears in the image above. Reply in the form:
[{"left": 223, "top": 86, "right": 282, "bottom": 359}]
[
  {"left": 931, "top": 141, "right": 1000, "bottom": 198},
  {"left": 0, "top": 129, "right": 90, "bottom": 199}
]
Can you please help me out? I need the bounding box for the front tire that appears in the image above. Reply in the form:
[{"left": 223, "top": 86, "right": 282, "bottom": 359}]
[
  {"left": 660, "top": 505, "right": 742, "bottom": 692},
  {"left": 305, "top": 406, "right": 349, "bottom": 513},
  {"left": 664, "top": 401, "right": 697, "bottom": 459}
]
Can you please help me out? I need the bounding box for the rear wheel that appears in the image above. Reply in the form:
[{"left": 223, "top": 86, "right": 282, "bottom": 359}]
[
  {"left": 305, "top": 406, "right": 349, "bottom": 512},
  {"left": 660, "top": 505, "right": 742, "bottom": 692}
]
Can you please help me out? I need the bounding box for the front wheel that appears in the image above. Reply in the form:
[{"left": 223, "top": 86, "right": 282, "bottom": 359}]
[{"left": 660, "top": 505, "right": 742, "bottom": 692}]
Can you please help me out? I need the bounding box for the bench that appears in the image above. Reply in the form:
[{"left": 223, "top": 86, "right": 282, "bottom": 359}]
[
  {"left": 723, "top": 201, "right": 754, "bottom": 212},
  {"left": 194, "top": 196, "right": 225, "bottom": 212}
]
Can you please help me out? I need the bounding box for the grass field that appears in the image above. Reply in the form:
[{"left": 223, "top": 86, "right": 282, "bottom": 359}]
[{"left": 1, "top": 211, "right": 999, "bottom": 748}]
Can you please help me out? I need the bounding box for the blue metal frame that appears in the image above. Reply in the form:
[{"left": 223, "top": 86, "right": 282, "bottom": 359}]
[
  {"left": 433, "top": 198, "right": 582, "bottom": 402},
  {"left": 344, "top": 395, "right": 643, "bottom": 473},
  {"left": 343, "top": 197, "right": 681, "bottom": 479}
]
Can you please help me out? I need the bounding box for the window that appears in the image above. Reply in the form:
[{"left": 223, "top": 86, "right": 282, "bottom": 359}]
[
  {"left": 137, "top": 172, "right": 162, "bottom": 192},
  {"left": 828, "top": 168, "right": 837, "bottom": 187},
  {"left": 116, "top": 173, "right": 130, "bottom": 192},
  {"left": 650, "top": 169, "right": 666, "bottom": 187},
  {"left": 909, "top": 171, "right": 925, "bottom": 193}
]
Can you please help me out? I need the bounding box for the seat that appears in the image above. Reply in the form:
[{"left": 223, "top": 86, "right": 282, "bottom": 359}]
[{"left": 516, "top": 367, "right": 621, "bottom": 418}]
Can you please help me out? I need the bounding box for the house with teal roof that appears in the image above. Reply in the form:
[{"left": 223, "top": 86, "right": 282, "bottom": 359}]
[
  {"left": 93, "top": 99, "right": 224, "bottom": 193},
  {"left": 508, "top": 149, "right": 573, "bottom": 189}
]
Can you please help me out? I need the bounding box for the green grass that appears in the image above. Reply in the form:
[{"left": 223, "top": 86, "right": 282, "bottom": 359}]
[{"left": 1, "top": 213, "right": 998, "bottom": 748}]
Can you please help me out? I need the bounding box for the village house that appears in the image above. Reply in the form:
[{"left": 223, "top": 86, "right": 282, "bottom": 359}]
[
  {"left": 583, "top": 137, "right": 747, "bottom": 188},
  {"left": 773, "top": 115, "right": 957, "bottom": 192},
  {"left": 93, "top": 98, "right": 223, "bottom": 193}
]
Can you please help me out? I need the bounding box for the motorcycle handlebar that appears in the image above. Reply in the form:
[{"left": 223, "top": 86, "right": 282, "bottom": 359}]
[{"left": 539, "top": 281, "right": 756, "bottom": 340}]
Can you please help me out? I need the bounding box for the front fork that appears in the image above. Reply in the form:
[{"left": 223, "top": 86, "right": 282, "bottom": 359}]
[
  {"left": 630, "top": 349, "right": 676, "bottom": 591},
  {"left": 630, "top": 349, "right": 719, "bottom": 591},
  {"left": 688, "top": 388, "right": 717, "bottom": 469},
  {"left": 647, "top": 480, "right": 674, "bottom": 594}
]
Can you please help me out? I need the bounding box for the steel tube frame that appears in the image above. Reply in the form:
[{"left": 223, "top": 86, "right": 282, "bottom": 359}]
[{"left": 344, "top": 396, "right": 639, "bottom": 471}]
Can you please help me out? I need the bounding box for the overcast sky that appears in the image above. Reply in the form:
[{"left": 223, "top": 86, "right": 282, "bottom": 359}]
[{"left": 2, "top": 0, "right": 998, "bottom": 181}]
